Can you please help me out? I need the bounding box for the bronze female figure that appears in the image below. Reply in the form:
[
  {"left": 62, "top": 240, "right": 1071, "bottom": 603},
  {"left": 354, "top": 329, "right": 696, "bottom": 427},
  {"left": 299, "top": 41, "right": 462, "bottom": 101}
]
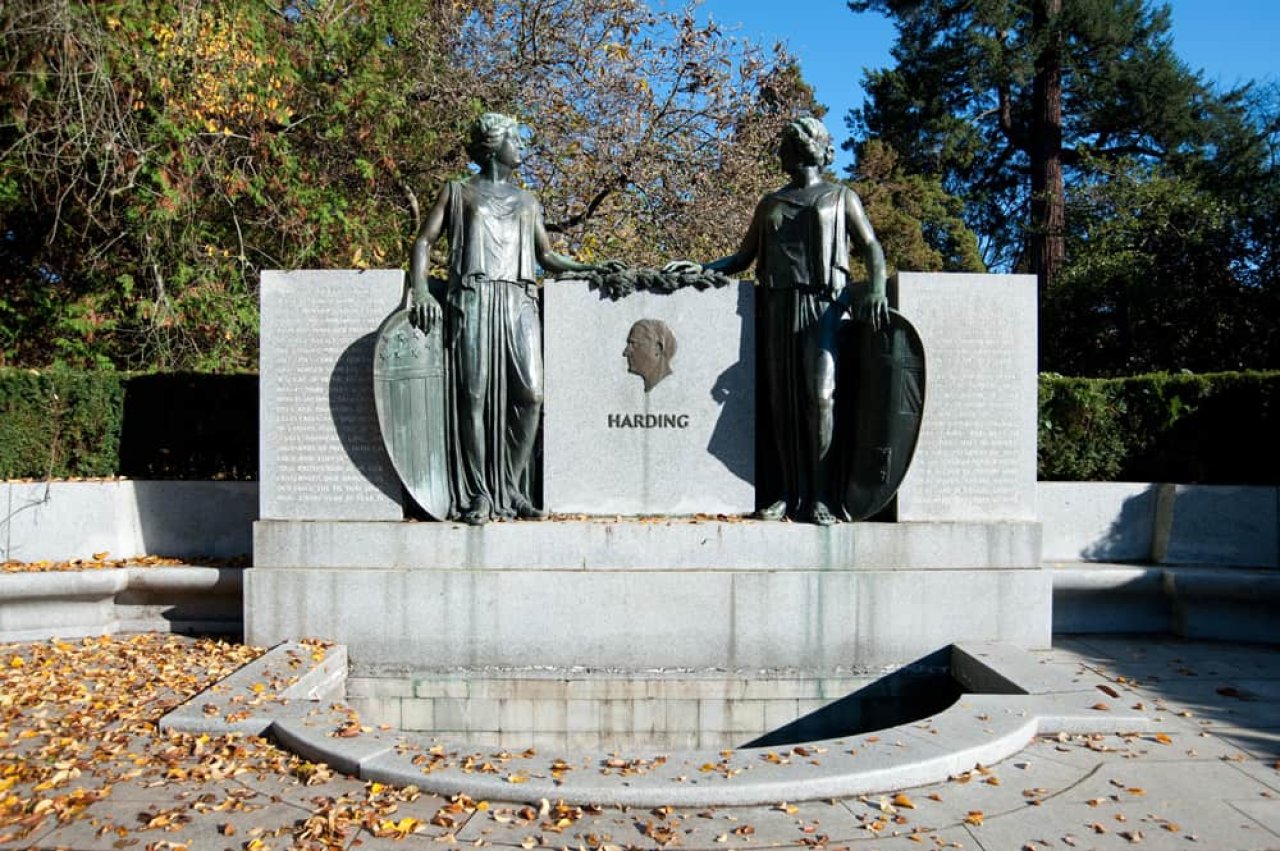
[
  {"left": 671, "top": 117, "right": 889, "bottom": 524},
  {"left": 408, "top": 113, "right": 604, "bottom": 525}
]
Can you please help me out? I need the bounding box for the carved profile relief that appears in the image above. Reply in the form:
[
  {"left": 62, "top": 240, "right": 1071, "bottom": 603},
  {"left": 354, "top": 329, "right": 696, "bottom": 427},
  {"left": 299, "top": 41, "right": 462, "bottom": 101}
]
[{"left": 623, "top": 319, "right": 676, "bottom": 392}]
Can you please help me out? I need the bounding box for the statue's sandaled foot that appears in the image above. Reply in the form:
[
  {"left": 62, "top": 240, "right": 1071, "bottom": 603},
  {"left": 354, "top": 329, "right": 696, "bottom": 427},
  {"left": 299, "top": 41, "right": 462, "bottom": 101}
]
[
  {"left": 511, "top": 497, "right": 546, "bottom": 520},
  {"left": 462, "top": 496, "right": 492, "bottom": 526},
  {"left": 808, "top": 500, "right": 838, "bottom": 526},
  {"left": 754, "top": 499, "right": 787, "bottom": 521}
]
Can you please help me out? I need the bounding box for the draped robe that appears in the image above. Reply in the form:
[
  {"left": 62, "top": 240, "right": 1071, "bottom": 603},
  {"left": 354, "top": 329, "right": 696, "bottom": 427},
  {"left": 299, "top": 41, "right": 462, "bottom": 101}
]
[
  {"left": 442, "top": 178, "right": 544, "bottom": 518},
  {"left": 753, "top": 182, "right": 851, "bottom": 515}
]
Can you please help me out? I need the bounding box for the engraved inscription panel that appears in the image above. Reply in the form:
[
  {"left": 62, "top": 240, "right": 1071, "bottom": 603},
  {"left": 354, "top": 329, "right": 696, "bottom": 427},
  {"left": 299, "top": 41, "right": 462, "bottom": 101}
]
[
  {"left": 894, "top": 273, "right": 1038, "bottom": 521},
  {"left": 260, "top": 270, "right": 404, "bottom": 520}
]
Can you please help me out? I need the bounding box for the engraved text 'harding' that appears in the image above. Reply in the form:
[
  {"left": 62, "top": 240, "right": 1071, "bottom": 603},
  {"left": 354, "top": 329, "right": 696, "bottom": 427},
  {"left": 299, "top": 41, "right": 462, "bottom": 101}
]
[{"left": 607, "top": 413, "right": 690, "bottom": 429}]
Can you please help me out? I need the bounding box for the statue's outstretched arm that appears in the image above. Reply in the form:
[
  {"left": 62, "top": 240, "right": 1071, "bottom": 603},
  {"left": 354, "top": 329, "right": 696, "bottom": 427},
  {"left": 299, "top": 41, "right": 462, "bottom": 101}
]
[
  {"left": 844, "top": 187, "right": 888, "bottom": 329},
  {"left": 407, "top": 186, "right": 449, "bottom": 332},
  {"left": 703, "top": 199, "right": 763, "bottom": 275},
  {"left": 533, "top": 215, "right": 603, "bottom": 275}
]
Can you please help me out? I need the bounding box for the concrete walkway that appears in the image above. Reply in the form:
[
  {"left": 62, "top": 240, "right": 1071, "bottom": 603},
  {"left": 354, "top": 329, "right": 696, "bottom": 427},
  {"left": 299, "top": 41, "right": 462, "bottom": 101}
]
[{"left": 6, "top": 636, "right": 1280, "bottom": 851}]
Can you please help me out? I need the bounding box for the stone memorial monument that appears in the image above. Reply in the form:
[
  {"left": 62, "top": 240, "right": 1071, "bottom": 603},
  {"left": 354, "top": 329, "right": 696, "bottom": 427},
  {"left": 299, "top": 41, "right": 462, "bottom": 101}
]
[
  {"left": 259, "top": 269, "right": 403, "bottom": 522},
  {"left": 247, "top": 113, "right": 1049, "bottom": 750}
]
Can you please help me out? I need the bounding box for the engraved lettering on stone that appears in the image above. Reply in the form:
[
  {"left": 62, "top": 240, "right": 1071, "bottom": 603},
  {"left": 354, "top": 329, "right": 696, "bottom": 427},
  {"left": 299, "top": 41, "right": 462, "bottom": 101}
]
[
  {"left": 606, "top": 413, "right": 691, "bottom": 429},
  {"left": 905, "top": 281, "right": 1029, "bottom": 516},
  {"left": 271, "top": 294, "right": 385, "bottom": 505}
]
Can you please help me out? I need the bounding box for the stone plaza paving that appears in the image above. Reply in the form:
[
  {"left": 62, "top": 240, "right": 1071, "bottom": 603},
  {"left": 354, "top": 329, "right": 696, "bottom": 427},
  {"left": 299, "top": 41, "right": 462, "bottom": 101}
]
[{"left": 3, "top": 634, "right": 1280, "bottom": 850}]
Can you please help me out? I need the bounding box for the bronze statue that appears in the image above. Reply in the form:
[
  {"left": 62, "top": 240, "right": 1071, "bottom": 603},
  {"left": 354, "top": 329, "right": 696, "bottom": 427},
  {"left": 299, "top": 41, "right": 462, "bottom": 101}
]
[
  {"left": 668, "top": 117, "right": 899, "bottom": 525},
  {"left": 623, "top": 319, "right": 676, "bottom": 392},
  {"left": 405, "top": 113, "right": 608, "bottom": 525}
]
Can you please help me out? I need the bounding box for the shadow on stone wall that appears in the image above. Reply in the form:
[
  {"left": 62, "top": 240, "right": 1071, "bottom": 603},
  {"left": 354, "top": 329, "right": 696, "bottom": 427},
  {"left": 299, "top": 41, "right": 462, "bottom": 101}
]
[
  {"left": 707, "top": 282, "right": 756, "bottom": 487},
  {"left": 331, "top": 331, "right": 401, "bottom": 505}
]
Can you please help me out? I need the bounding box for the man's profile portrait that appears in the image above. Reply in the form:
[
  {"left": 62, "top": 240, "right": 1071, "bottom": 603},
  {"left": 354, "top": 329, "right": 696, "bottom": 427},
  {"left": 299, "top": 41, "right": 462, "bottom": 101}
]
[{"left": 623, "top": 319, "right": 676, "bottom": 392}]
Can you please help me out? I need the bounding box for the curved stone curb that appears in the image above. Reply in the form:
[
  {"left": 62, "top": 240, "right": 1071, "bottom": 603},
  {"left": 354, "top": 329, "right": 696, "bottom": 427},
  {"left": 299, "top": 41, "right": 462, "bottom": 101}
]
[
  {"left": 0, "top": 566, "right": 242, "bottom": 642},
  {"left": 162, "top": 640, "right": 1150, "bottom": 807}
]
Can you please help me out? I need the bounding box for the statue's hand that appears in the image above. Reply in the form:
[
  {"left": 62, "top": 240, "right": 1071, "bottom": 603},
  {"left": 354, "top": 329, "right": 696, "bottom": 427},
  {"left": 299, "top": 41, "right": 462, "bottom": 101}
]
[
  {"left": 596, "top": 259, "right": 627, "bottom": 273},
  {"left": 663, "top": 260, "right": 701, "bottom": 274},
  {"left": 861, "top": 293, "right": 890, "bottom": 331},
  {"left": 409, "top": 291, "right": 443, "bottom": 335}
]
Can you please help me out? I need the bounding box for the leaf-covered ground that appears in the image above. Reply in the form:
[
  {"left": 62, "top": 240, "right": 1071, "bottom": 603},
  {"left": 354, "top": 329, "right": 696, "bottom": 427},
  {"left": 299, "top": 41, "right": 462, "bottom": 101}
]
[
  {"left": 0, "top": 634, "right": 457, "bottom": 849},
  {"left": 4, "top": 634, "right": 1280, "bottom": 850},
  {"left": 2, "top": 556, "right": 249, "bottom": 573}
]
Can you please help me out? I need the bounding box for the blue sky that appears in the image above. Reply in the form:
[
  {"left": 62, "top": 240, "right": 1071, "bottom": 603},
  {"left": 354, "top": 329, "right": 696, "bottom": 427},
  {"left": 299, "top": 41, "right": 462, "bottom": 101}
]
[{"left": 690, "top": 0, "right": 1280, "bottom": 171}]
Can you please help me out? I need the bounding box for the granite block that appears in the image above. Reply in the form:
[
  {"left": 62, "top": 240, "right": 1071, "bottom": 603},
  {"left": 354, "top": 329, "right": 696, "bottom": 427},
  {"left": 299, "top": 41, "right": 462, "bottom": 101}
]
[
  {"left": 259, "top": 269, "right": 403, "bottom": 520},
  {"left": 532, "top": 699, "right": 567, "bottom": 732},
  {"left": 893, "top": 272, "right": 1038, "bottom": 521},
  {"left": 399, "top": 698, "right": 434, "bottom": 731},
  {"left": 567, "top": 699, "right": 598, "bottom": 733},
  {"left": 350, "top": 696, "right": 401, "bottom": 728},
  {"left": 1165, "top": 485, "right": 1279, "bottom": 566},
  {"left": 602, "top": 699, "right": 632, "bottom": 735},
  {"left": 246, "top": 559, "right": 1050, "bottom": 673},
  {"left": 543, "top": 279, "right": 755, "bottom": 515},
  {"left": 763, "top": 698, "right": 801, "bottom": 731},
  {"left": 252, "top": 516, "right": 1043, "bottom": 571},
  {"left": 498, "top": 698, "right": 535, "bottom": 732},
  {"left": 1039, "top": 481, "right": 1159, "bottom": 561},
  {"left": 665, "top": 700, "right": 700, "bottom": 734},
  {"left": 631, "top": 699, "right": 664, "bottom": 733}
]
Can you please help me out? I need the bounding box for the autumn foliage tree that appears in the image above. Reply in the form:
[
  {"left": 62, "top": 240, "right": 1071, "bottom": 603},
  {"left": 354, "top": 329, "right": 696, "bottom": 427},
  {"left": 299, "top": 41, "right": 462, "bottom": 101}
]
[
  {"left": 457, "top": 0, "right": 819, "bottom": 267},
  {"left": 1, "top": 0, "right": 478, "bottom": 370},
  {"left": 0, "top": 0, "right": 814, "bottom": 370}
]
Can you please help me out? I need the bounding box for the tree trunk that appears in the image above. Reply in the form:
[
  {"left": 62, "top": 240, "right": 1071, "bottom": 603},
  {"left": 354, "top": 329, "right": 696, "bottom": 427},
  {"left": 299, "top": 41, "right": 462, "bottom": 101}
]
[{"left": 1030, "top": 0, "right": 1065, "bottom": 300}]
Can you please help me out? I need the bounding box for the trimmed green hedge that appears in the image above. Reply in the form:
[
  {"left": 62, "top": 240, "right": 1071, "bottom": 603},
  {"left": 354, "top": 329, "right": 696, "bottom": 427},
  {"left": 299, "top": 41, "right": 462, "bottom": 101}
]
[
  {"left": 1039, "top": 371, "right": 1280, "bottom": 483},
  {"left": 3, "top": 368, "right": 1278, "bottom": 483},
  {"left": 0, "top": 369, "right": 256, "bottom": 480},
  {"left": 0, "top": 368, "right": 126, "bottom": 479}
]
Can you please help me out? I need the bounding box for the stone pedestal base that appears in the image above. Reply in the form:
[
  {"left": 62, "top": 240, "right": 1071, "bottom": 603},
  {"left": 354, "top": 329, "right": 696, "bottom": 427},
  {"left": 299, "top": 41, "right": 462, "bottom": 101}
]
[
  {"left": 249, "top": 519, "right": 1046, "bottom": 668},
  {"left": 248, "top": 518, "right": 1046, "bottom": 747}
]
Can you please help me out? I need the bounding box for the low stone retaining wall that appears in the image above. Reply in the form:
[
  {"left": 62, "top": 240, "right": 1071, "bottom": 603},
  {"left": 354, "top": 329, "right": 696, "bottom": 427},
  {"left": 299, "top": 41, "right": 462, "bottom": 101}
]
[
  {"left": 1, "top": 480, "right": 255, "bottom": 563},
  {"left": 1040, "top": 482, "right": 1278, "bottom": 566},
  {"left": 345, "top": 662, "right": 956, "bottom": 752},
  {"left": 1052, "top": 564, "right": 1280, "bottom": 642},
  {"left": 7, "top": 480, "right": 1274, "bottom": 567},
  {"left": 0, "top": 566, "right": 242, "bottom": 642},
  {"left": 4, "top": 480, "right": 1277, "bottom": 645},
  {"left": 1042, "top": 482, "right": 1279, "bottom": 641}
]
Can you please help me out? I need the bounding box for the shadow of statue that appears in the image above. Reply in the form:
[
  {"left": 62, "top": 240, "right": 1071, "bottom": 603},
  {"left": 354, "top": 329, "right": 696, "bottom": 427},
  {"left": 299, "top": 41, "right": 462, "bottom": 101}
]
[
  {"left": 330, "top": 330, "right": 401, "bottom": 504},
  {"left": 706, "top": 282, "right": 757, "bottom": 487}
]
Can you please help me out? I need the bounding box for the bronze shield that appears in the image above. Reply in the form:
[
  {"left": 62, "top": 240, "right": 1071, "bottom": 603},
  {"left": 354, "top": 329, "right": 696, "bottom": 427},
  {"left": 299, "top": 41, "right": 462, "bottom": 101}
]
[
  {"left": 373, "top": 309, "right": 450, "bottom": 520},
  {"left": 843, "top": 309, "right": 926, "bottom": 521}
]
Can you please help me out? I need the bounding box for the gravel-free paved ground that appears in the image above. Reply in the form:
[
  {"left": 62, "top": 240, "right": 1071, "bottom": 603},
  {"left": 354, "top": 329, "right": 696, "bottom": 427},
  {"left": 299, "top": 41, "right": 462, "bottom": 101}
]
[{"left": 3, "top": 633, "right": 1279, "bottom": 851}]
